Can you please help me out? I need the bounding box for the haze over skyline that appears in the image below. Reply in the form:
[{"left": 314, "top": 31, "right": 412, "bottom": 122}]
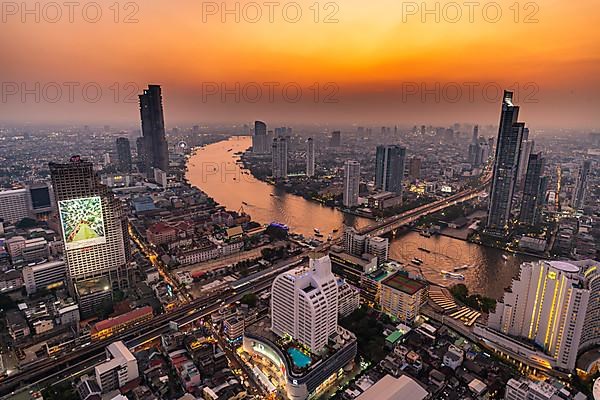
[{"left": 2, "top": 0, "right": 599, "bottom": 129}]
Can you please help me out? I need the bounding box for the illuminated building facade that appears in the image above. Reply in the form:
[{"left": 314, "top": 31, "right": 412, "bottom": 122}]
[
  {"left": 271, "top": 253, "right": 338, "bottom": 353},
  {"left": 488, "top": 260, "right": 594, "bottom": 370},
  {"left": 49, "top": 156, "right": 131, "bottom": 291},
  {"left": 486, "top": 90, "right": 525, "bottom": 234}
]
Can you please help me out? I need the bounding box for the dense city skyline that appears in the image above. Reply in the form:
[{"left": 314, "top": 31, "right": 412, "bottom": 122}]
[{"left": 1, "top": 1, "right": 599, "bottom": 400}]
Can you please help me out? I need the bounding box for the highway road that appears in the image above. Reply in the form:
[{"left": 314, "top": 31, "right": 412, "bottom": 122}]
[{"left": 0, "top": 174, "right": 491, "bottom": 397}]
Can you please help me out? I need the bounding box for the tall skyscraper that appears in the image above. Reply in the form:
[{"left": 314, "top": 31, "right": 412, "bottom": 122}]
[
  {"left": 115, "top": 137, "right": 132, "bottom": 173},
  {"left": 519, "top": 152, "right": 545, "bottom": 226},
  {"left": 253, "top": 120, "right": 269, "bottom": 154},
  {"left": 271, "top": 253, "right": 338, "bottom": 352},
  {"left": 139, "top": 85, "right": 169, "bottom": 177},
  {"left": 375, "top": 145, "right": 406, "bottom": 195},
  {"left": 306, "top": 137, "right": 315, "bottom": 177},
  {"left": 517, "top": 139, "right": 534, "bottom": 186},
  {"left": 343, "top": 160, "right": 360, "bottom": 207},
  {"left": 49, "top": 156, "right": 131, "bottom": 291},
  {"left": 408, "top": 156, "right": 422, "bottom": 180},
  {"left": 330, "top": 131, "right": 341, "bottom": 147},
  {"left": 488, "top": 260, "right": 596, "bottom": 370},
  {"left": 271, "top": 137, "right": 288, "bottom": 179},
  {"left": 468, "top": 125, "right": 481, "bottom": 166},
  {"left": 572, "top": 160, "right": 591, "bottom": 210},
  {"left": 486, "top": 91, "right": 525, "bottom": 234}
]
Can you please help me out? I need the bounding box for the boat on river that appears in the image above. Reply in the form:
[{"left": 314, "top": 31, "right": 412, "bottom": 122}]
[{"left": 442, "top": 270, "right": 465, "bottom": 280}]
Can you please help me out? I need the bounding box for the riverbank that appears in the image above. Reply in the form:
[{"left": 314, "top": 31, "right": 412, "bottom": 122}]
[
  {"left": 185, "top": 137, "right": 370, "bottom": 238},
  {"left": 239, "top": 147, "right": 380, "bottom": 220}
]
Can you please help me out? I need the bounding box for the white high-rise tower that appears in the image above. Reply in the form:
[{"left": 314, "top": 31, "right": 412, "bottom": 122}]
[
  {"left": 271, "top": 253, "right": 338, "bottom": 352},
  {"left": 272, "top": 137, "right": 289, "bottom": 179}
]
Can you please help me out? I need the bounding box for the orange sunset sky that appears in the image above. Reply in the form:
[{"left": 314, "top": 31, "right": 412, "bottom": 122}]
[{"left": 2, "top": 0, "right": 599, "bottom": 129}]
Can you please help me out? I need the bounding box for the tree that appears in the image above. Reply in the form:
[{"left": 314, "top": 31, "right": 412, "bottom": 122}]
[
  {"left": 240, "top": 293, "right": 258, "bottom": 307},
  {"left": 0, "top": 294, "right": 16, "bottom": 314},
  {"left": 42, "top": 382, "right": 78, "bottom": 400}
]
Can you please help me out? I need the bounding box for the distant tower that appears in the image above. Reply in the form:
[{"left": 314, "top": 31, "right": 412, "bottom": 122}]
[
  {"left": 572, "top": 160, "right": 591, "bottom": 210},
  {"left": 375, "top": 145, "right": 406, "bottom": 195},
  {"left": 519, "top": 152, "right": 545, "bottom": 226},
  {"left": 486, "top": 91, "right": 525, "bottom": 234},
  {"left": 306, "top": 138, "right": 315, "bottom": 177},
  {"left": 343, "top": 160, "right": 360, "bottom": 207},
  {"left": 330, "top": 131, "right": 341, "bottom": 147},
  {"left": 408, "top": 157, "right": 422, "bottom": 180},
  {"left": 139, "top": 85, "right": 169, "bottom": 177},
  {"left": 49, "top": 156, "right": 131, "bottom": 292},
  {"left": 468, "top": 125, "right": 481, "bottom": 166},
  {"left": 253, "top": 121, "right": 268, "bottom": 154},
  {"left": 272, "top": 137, "right": 288, "bottom": 179},
  {"left": 116, "top": 137, "right": 132, "bottom": 173}
]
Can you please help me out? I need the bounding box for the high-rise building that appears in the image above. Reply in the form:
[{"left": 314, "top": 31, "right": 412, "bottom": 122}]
[
  {"left": 365, "top": 236, "right": 389, "bottom": 265},
  {"left": 271, "top": 253, "right": 338, "bottom": 352},
  {"left": 408, "top": 157, "right": 422, "bottom": 180},
  {"left": 487, "top": 260, "right": 594, "bottom": 370},
  {"left": 253, "top": 120, "right": 269, "bottom": 154},
  {"left": 519, "top": 152, "right": 545, "bottom": 226},
  {"left": 0, "top": 188, "right": 31, "bottom": 224},
  {"left": 375, "top": 145, "right": 406, "bottom": 195},
  {"left": 486, "top": 91, "right": 525, "bottom": 234},
  {"left": 49, "top": 156, "right": 131, "bottom": 291},
  {"left": 306, "top": 137, "right": 315, "bottom": 177},
  {"left": 28, "top": 183, "right": 53, "bottom": 215},
  {"left": 343, "top": 226, "right": 366, "bottom": 256},
  {"left": 271, "top": 137, "right": 288, "bottom": 179},
  {"left": 517, "top": 139, "right": 534, "bottom": 186},
  {"left": 572, "top": 160, "right": 591, "bottom": 210},
  {"left": 139, "top": 85, "right": 169, "bottom": 177},
  {"left": 330, "top": 131, "right": 341, "bottom": 147},
  {"left": 343, "top": 160, "right": 360, "bottom": 207},
  {"left": 468, "top": 125, "right": 481, "bottom": 166},
  {"left": 115, "top": 137, "right": 132, "bottom": 173}
]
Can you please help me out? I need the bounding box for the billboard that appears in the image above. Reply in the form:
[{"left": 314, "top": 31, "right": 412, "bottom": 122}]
[{"left": 59, "top": 196, "right": 106, "bottom": 250}]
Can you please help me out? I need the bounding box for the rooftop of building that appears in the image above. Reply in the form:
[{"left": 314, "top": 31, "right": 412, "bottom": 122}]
[
  {"left": 75, "top": 276, "right": 111, "bottom": 297},
  {"left": 381, "top": 272, "right": 427, "bottom": 295},
  {"left": 546, "top": 260, "right": 580, "bottom": 273},
  {"left": 356, "top": 374, "right": 429, "bottom": 400},
  {"left": 91, "top": 306, "right": 152, "bottom": 335}
]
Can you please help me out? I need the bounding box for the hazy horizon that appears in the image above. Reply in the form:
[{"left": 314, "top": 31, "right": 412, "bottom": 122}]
[{"left": 2, "top": 0, "right": 599, "bottom": 129}]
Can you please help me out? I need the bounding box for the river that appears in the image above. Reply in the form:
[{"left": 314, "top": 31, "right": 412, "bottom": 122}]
[{"left": 186, "top": 136, "right": 532, "bottom": 299}]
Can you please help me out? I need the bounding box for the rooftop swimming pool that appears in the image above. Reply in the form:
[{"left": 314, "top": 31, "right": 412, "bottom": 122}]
[{"left": 287, "top": 347, "right": 311, "bottom": 368}]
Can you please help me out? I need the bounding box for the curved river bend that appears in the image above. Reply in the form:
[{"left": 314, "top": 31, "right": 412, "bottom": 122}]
[{"left": 186, "top": 136, "right": 531, "bottom": 299}]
